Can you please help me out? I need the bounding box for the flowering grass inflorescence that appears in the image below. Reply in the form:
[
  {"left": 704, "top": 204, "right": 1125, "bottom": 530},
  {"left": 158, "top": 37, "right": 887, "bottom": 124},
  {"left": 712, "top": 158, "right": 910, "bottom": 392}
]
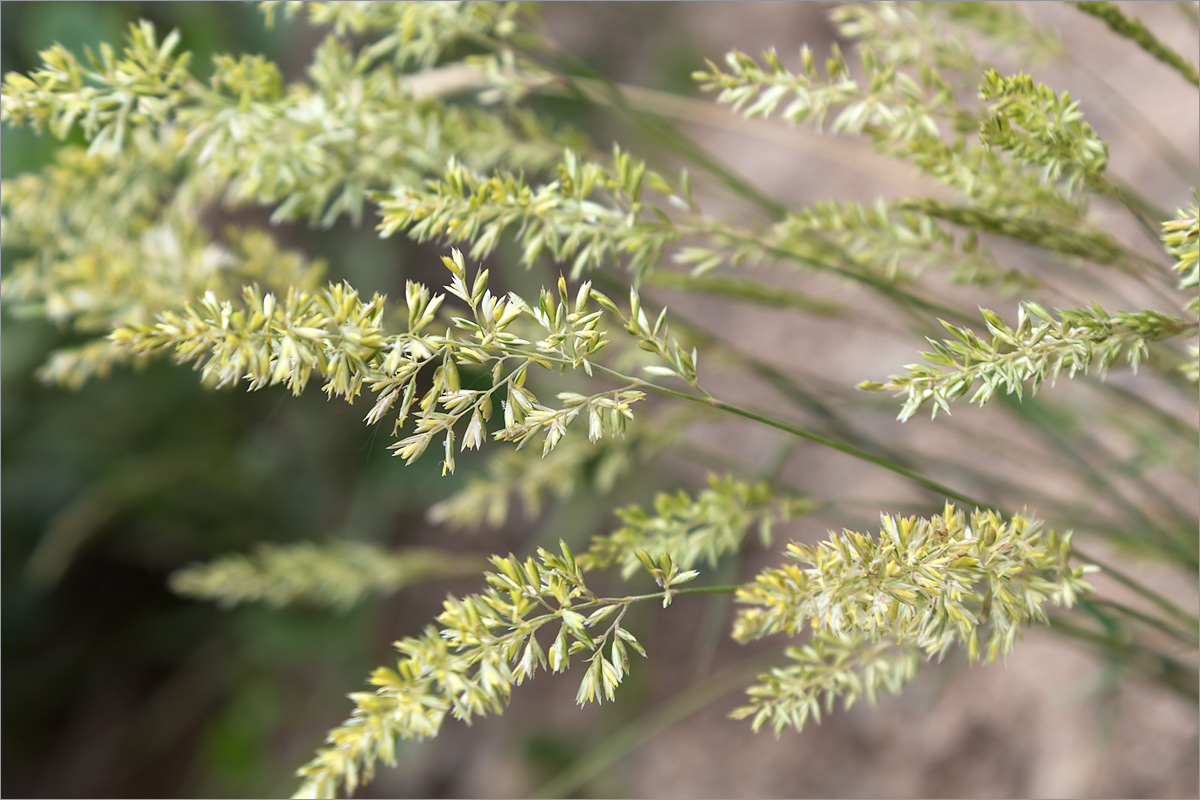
[{"left": 2, "top": 1, "right": 1196, "bottom": 797}]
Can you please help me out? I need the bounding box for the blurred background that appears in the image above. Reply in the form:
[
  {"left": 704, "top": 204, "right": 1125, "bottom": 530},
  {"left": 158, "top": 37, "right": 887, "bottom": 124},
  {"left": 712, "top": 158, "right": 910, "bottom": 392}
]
[{"left": 2, "top": 2, "right": 1197, "bottom": 797}]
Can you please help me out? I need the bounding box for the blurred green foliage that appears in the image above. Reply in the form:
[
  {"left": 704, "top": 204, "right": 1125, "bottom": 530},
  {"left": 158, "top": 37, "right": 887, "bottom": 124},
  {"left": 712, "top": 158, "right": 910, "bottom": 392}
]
[
  {"left": 0, "top": 4, "right": 457, "bottom": 795},
  {"left": 1, "top": 7, "right": 669, "bottom": 794}
]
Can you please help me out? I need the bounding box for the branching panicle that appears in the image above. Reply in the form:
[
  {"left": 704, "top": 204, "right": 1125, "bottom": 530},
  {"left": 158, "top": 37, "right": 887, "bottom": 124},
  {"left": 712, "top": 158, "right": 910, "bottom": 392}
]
[
  {"left": 260, "top": 0, "right": 529, "bottom": 69},
  {"left": 774, "top": 199, "right": 1037, "bottom": 291},
  {"left": 1, "top": 3, "right": 1194, "bottom": 798},
  {"left": 292, "top": 541, "right": 648, "bottom": 798},
  {"left": 170, "top": 543, "right": 483, "bottom": 610},
  {"left": 978, "top": 70, "right": 1109, "bottom": 195},
  {"left": 732, "top": 632, "right": 920, "bottom": 734},
  {"left": 731, "top": 504, "right": 1092, "bottom": 733},
  {"left": 734, "top": 504, "right": 1091, "bottom": 660},
  {"left": 1164, "top": 200, "right": 1199, "bottom": 306},
  {"left": 2, "top": 8, "right": 579, "bottom": 389},
  {"left": 581, "top": 475, "right": 813, "bottom": 578},
  {"left": 0, "top": 21, "right": 193, "bottom": 152},
  {"left": 693, "top": 2, "right": 1131, "bottom": 281},
  {"left": 428, "top": 417, "right": 678, "bottom": 529},
  {"left": 110, "top": 250, "right": 699, "bottom": 474},
  {"left": 860, "top": 303, "right": 1197, "bottom": 420},
  {"left": 0, "top": 122, "right": 327, "bottom": 390},
  {"left": 376, "top": 147, "right": 691, "bottom": 278}
]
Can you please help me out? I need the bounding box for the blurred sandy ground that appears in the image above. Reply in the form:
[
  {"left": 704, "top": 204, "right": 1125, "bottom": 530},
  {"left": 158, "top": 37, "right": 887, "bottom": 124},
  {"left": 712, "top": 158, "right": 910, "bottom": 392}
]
[{"left": 369, "top": 3, "right": 1199, "bottom": 797}]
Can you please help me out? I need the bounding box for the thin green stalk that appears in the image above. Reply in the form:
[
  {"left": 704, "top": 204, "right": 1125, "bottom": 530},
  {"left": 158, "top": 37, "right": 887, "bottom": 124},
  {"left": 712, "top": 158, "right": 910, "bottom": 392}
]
[
  {"left": 1106, "top": 177, "right": 1178, "bottom": 241},
  {"left": 911, "top": 194, "right": 1176, "bottom": 292},
  {"left": 560, "top": 382, "right": 1192, "bottom": 690},
  {"left": 626, "top": 279, "right": 1101, "bottom": 520},
  {"left": 674, "top": 584, "right": 740, "bottom": 597},
  {"left": 564, "top": 75, "right": 925, "bottom": 191},
  {"left": 532, "top": 654, "right": 778, "bottom": 799},
  {"left": 605, "top": 89, "right": 790, "bottom": 218},
  {"left": 476, "top": 22, "right": 796, "bottom": 220},
  {"left": 1072, "top": 546, "right": 1200, "bottom": 630},
  {"left": 24, "top": 455, "right": 193, "bottom": 588},
  {"left": 1088, "top": 184, "right": 1192, "bottom": 301},
  {"left": 709, "top": 226, "right": 984, "bottom": 326},
  {"left": 899, "top": 406, "right": 1136, "bottom": 532},
  {"left": 710, "top": 354, "right": 1126, "bottom": 533},
  {"left": 642, "top": 270, "right": 846, "bottom": 318},
  {"left": 607, "top": 584, "right": 739, "bottom": 605},
  {"left": 532, "top": 597, "right": 1195, "bottom": 800},
  {"left": 1001, "top": 395, "right": 1199, "bottom": 568},
  {"left": 625, "top": 373, "right": 990, "bottom": 509},
  {"left": 533, "top": 345, "right": 1196, "bottom": 633},
  {"left": 1150, "top": 341, "right": 1200, "bottom": 401},
  {"left": 759, "top": 436, "right": 800, "bottom": 486},
  {"left": 670, "top": 440, "right": 757, "bottom": 477},
  {"left": 526, "top": 40, "right": 790, "bottom": 219},
  {"left": 1103, "top": 185, "right": 1184, "bottom": 280},
  {"left": 1090, "top": 374, "right": 1200, "bottom": 440},
  {"left": 665, "top": 382, "right": 1200, "bottom": 635},
  {"left": 1092, "top": 599, "right": 1200, "bottom": 645},
  {"left": 1065, "top": 53, "right": 1198, "bottom": 183},
  {"left": 688, "top": 557, "right": 743, "bottom": 681},
  {"left": 1180, "top": 1, "right": 1200, "bottom": 26},
  {"left": 1070, "top": 1, "right": 1200, "bottom": 86},
  {"left": 630, "top": 378, "right": 1200, "bottom": 635},
  {"left": 1178, "top": 1, "right": 1200, "bottom": 27},
  {"left": 596, "top": 271, "right": 913, "bottom": 461},
  {"left": 678, "top": 435, "right": 803, "bottom": 679},
  {"left": 1048, "top": 614, "right": 1199, "bottom": 701}
]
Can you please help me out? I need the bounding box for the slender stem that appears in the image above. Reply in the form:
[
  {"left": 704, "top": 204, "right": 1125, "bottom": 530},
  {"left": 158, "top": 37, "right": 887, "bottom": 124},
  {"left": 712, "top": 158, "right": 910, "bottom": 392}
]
[
  {"left": 592, "top": 271, "right": 919, "bottom": 469},
  {"left": 713, "top": 222, "right": 1199, "bottom": 478},
  {"left": 704, "top": 224, "right": 983, "bottom": 326},
  {"left": 641, "top": 269, "right": 846, "bottom": 318},
  {"left": 628, "top": 374, "right": 991, "bottom": 509},
  {"left": 1087, "top": 182, "right": 1188, "bottom": 300},
  {"left": 1092, "top": 598, "right": 1200, "bottom": 645},
  {"left": 620, "top": 275, "right": 1155, "bottom": 538},
  {"left": 1072, "top": 545, "right": 1200, "bottom": 629},
  {"left": 1178, "top": 0, "right": 1200, "bottom": 27},
  {"left": 1064, "top": 52, "right": 1198, "bottom": 184},
  {"left": 628, "top": 380, "right": 1200, "bottom": 632},
  {"left": 1048, "top": 614, "right": 1199, "bottom": 701},
  {"left": 676, "top": 584, "right": 740, "bottom": 596},
  {"left": 607, "top": 584, "right": 740, "bottom": 605},
  {"left": 643, "top": 286, "right": 1111, "bottom": 522},
  {"left": 554, "top": 75, "right": 932, "bottom": 195},
  {"left": 597, "top": 87, "right": 790, "bottom": 218},
  {"left": 528, "top": 40, "right": 790, "bottom": 218},
  {"left": 531, "top": 653, "right": 779, "bottom": 799},
  {"left": 499, "top": 310, "right": 982, "bottom": 511},
  {"left": 1090, "top": 374, "right": 1200, "bottom": 440},
  {"left": 1104, "top": 177, "right": 1176, "bottom": 246},
  {"left": 760, "top": 437, "right": 800, "bottom": 486},
  {"left": 1069, "top": 1, "right": 1200, "bottom": 86},
  {"left": 1002, "top": 394, "right": 1198, "bottom": 567},
  {"left": 516, "top": 340, "right": 1198, "bottom": 630}
]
